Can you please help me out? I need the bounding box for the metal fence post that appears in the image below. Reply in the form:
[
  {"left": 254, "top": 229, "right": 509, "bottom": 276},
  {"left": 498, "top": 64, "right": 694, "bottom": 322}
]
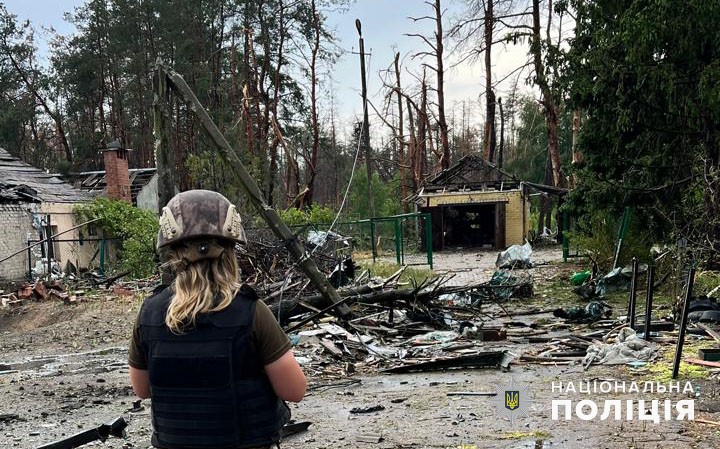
[
  {"left": 562, "top": 210, "right": 569, "bottom": 262},
  {"left": 27, "top": 240, "right": 32, "bottom": 280},
  {"left": 424, "top": 213, "right": 433, "bottom": 269},
  {"left": 370, "top": 220, "right": 376, "bottom": 263},
  {"left": 643, "top": 265, "right": 655, "bottom": 340},
  {"left": 394, "top": 217, "right": 402, "bottom": 265},
  {"left": 99, "top": 237, "right": 106, "bottom": 276},
  {"left": 627, "top": 257, "right": 639, "bottom": 328},
  {"left": 672, "top": 266, "right": 696, "bottom": 379}
]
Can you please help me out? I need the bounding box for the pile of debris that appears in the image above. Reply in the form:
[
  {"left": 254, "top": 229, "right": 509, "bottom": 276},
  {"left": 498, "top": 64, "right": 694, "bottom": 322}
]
[
  {"left": 1, "top": 279, "right": 82, "bottom": 306},
  {"left": 1, "top": 272, "right": 158, "bottom": 307},
  {"left": 261, "top": 264, "right": 533, "bottom": 377}
]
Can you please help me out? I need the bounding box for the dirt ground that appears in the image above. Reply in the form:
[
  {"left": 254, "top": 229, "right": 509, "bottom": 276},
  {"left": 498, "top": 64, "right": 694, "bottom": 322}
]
[{"left": 2, "top": 248, "right": 720, "bottom": 449}]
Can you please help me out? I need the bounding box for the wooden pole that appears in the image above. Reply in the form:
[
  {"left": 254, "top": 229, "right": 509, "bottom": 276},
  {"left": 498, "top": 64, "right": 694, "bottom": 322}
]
[
  {"left": 160, "top": 63, "right": 351, "bottom": 317},
  {"left": 356, "top": 19, "right": 375, "bottom": 218},
  {"left": 153, "top": 59, "right": 176, "bottom": 209}
]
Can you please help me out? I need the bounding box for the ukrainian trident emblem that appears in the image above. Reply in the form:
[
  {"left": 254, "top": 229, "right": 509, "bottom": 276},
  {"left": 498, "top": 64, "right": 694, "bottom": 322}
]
[
  {"left": 505, "top": 390, "right": 520, "bottom": 411},
  {"left": 492, "top": 378, "right": 531, "bottom": 425}
]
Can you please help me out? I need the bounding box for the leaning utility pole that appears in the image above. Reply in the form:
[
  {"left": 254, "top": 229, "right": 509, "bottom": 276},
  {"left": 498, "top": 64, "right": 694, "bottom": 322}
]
[
  {"left": 153, "top": 59, "right": 177, "bottom": 208},
  {"left": 356, "top": 19, "right": 375, "bottom": 218},
  {"left": 154, "top": 61, "right": 352, "bottom": 317}
]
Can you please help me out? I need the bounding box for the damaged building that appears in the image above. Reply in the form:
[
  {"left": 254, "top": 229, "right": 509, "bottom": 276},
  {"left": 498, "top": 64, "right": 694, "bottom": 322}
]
[
  {"left": 0, "top": 148, "right": 96, "bottom": 282},
  {"left": 63, "top": 142, "right": 160, "bottom": 213},
  {"left": 416, "top": 154, "right": 530, "bottom": 251}
]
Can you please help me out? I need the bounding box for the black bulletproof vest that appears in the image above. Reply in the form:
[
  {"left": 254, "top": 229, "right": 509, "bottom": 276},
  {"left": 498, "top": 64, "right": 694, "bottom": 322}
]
[{"left": 139, "top": 287, "right": 290, "bottom": 449}]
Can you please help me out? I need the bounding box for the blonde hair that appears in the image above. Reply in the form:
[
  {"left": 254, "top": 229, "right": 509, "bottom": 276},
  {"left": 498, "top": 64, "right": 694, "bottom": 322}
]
[{"left": 164, "top": 245, "right": 241, "bottom": 333}]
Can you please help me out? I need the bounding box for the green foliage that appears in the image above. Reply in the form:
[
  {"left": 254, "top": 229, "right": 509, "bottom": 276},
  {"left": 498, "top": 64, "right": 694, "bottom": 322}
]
[
  {"left": 564, "top": 0, "right": 720, "bottom": 255},
  {"left": 566, "top": 212, "right": 652, "bottom": 272},
  {"left": 346, "top": 168, "right": 402, "bottom": 219},
  {"left": 504, "top": 96, "right": 572, "bottom": 184},
  {"left": 695, "top": 271, "right": 720, "bottom": 298},
  {"left": 279, "top": 204, "right": 335, "bottom": 226},
  {"left": 74, "top": 198, "right": 159, "bottom": 278}
]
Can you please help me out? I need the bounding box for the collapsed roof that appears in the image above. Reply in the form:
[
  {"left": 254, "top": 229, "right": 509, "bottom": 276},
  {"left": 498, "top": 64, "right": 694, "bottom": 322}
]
[{"left": 0, "top": 148, "right": 90, "bottom": 204}]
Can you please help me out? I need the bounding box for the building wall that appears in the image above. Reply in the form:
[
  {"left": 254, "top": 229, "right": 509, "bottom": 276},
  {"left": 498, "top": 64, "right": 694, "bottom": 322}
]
[
  {"left": 0, "top": 202, "right": 111, "bottom": 282},
  {"left": 0, "top": 203, "right": 39, "bottom": 281},
  {"left": 137, "top": 173, "right": 159, "bottom": 213},
  {"left": 424, "top": 189, "right": 529, "bottom": 247},
  {"left": 40, "top": 203, "right": 102, "bottom": 273}
]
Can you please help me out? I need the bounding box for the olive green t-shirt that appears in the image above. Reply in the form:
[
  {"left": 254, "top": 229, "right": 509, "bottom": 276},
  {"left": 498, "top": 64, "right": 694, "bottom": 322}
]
[{"left": 128, "top": 298, "right": 292, "bottom": 370}]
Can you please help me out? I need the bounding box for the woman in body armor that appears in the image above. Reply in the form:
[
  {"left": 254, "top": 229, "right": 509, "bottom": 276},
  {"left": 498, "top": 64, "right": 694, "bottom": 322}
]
[{"left": 128, "top": 190, "right": 306, "bottom": 449}]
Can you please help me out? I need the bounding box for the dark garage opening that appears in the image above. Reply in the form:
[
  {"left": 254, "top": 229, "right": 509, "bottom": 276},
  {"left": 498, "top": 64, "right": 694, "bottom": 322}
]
[{"left": 424, "top": 203, "right": 505, "bottom": 251}]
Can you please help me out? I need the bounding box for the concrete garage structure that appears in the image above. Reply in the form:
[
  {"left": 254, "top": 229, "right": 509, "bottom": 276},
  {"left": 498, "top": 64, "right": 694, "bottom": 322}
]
[{"left": 416, "top": 154, "right": 530, "bottom": 251}]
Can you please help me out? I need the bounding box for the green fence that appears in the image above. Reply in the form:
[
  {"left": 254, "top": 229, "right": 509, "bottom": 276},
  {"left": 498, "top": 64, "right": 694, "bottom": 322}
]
[
  {"left": 358, "top": 213, "right": 433, "bottom": 268},
  {"left": 247, "top": 213, "right": 433, "bottom": 269}
]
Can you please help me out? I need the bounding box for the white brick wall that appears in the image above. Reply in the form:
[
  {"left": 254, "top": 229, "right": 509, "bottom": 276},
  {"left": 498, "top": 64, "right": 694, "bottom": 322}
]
[{"left": 0, "top": 204, "right": 38, "bottom": 281}]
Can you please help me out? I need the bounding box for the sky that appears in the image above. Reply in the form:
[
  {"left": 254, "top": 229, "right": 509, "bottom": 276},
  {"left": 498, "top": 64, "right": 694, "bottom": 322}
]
[
  {"left": 2, "top": 0, "right": 536, "bottom": 142},
  {"left": 325, "top": 0, "right": 534, "bottom": 140}
]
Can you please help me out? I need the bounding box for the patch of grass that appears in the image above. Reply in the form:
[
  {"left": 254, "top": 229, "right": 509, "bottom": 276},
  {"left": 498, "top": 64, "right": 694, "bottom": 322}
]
[
  {"left": 644, "top": 340, "right": 711, "bottom": 383},
  {"left": 496, "top": 430, "right": 551, "bottom": 440},
  {"left": 357, "top": 260, "right": 435, "bottom": 285},
  {"left": 695, "top": 270, "right": 720, "bottom": 297}
]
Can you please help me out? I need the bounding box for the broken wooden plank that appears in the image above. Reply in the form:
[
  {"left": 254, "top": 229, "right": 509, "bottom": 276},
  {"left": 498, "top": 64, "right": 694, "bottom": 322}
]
[
  {"left": 319, "top": 338, "right": 343, "bottom": 358},
  {"left": 633, "top": 321, "right": 674, "bottom": 332},
  {"left": 382, "top": 351, "right": 510, "bottom": 374},
  {"left": 519, "top": 355, "right": 579, "bottom": 364},
  {"left": 695, "top": 418, "right": 720, "bottom": 426},
  {"left": 446, "top": 391, "right": 496, "bottom": 396},
  {"left": 684, "top": 358, "right": 720, "bottom": 368},
  {"left": 356, "top": 433, "right": 384, "bottom": 443},
  {"left": 696, "top": 323, "right": 720, "bottom": 343}
]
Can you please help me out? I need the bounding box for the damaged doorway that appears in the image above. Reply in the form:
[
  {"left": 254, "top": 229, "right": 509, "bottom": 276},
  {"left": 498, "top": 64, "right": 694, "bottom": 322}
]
[{"left": 436, "top": 203, "right": 505, "bottom": 250}]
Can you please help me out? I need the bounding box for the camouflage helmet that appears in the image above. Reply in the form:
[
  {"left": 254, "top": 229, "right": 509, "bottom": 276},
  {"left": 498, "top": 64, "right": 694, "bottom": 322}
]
[{"left": 157, "top": 189, "right": 246, "bottom": 249}]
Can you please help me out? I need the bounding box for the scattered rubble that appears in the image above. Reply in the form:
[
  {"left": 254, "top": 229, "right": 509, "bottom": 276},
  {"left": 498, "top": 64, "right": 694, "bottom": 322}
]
[{"left": 2, "top": 245, "right": 720, "bottom": 448}]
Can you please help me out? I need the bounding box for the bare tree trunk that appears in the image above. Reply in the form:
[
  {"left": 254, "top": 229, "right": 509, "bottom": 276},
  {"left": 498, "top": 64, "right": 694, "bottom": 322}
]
[
  {"left": 418, "top": 72, "right": 428, "bottom": 180},
  {"left": 498, "top": 97, "right": 504, "bottom": 170},
  {"left": 532, "top": 0, "right": 562, "bottom": 187},
  {"left": 266, "top": 2, "right": 285, "bottom": 206},
  {"left": 434, "top": 0, "right": 450, "bottom": 170},
  {"left": 538, "top": 156, "right": 552, "bottom": 236},
  {"left": 274, "top": 113, "right": 299, "bottom": 205},
  {"left": 306, "top": 0, "right": 321, "bottom": 206},
  {"left": 394, "top": 53, "right": 408, "bottom": 213},
  {"left": 482, "top": 0, "right": 496, "bottom": 163},
  {"left": 406, "top": 97, "right": 419, "bottom": 192}
]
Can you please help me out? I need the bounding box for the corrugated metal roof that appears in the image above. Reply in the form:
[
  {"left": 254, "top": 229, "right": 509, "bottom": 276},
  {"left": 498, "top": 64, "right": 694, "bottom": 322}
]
[
  {"left": 0, "top": 148, "right": 91, "bottom": 203},
  {"left": 62, "top": 167, "right": 156, "bottom": 205}
]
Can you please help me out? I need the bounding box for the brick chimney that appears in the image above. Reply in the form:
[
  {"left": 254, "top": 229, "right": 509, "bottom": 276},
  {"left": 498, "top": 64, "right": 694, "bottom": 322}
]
[{"left": 101, "top": 140, "right": 132, "bottom": 202}]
